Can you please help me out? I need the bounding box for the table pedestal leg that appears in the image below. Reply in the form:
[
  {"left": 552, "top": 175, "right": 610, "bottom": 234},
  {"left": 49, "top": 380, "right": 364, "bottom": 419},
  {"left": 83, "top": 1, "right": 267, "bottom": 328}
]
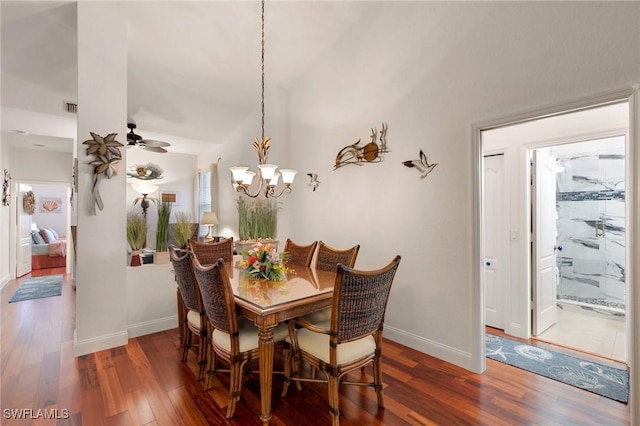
[{"left": 258, "top": 327, "right": 275, "bottom": 425}]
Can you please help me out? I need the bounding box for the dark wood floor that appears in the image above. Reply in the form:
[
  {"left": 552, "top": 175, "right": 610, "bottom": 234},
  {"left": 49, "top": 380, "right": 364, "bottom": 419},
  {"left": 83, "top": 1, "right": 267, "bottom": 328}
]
[{"left": 1, "top": 269, "right": 630, "bottom": 425}]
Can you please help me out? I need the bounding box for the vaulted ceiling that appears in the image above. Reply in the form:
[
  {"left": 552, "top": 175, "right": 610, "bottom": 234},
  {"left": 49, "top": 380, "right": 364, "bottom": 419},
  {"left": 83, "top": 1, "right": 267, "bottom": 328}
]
[{"left": 1, "top": 1, "right": 372, "bottom": 154}]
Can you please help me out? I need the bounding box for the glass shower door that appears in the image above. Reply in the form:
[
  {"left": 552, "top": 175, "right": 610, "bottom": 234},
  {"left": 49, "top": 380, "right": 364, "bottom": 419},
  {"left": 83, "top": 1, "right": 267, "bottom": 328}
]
[{"left": 555, "top": 136, "right": 625, "bottom": 314}]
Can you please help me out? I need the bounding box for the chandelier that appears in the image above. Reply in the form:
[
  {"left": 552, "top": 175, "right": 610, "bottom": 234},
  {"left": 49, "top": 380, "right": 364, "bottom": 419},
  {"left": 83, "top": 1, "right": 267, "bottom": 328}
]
[{"left": 229, "top": 0, "right": 297, "bottom": 198}]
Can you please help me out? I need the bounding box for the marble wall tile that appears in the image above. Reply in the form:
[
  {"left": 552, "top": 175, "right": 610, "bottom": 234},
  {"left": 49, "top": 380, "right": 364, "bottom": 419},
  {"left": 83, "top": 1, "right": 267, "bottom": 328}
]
[{"left": 554, "top": 144, "right": 626, "bottom": 310}]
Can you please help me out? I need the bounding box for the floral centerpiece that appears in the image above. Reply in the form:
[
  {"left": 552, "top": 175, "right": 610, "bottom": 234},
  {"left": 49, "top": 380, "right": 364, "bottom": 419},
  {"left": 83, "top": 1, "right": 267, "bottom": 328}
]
[{"left": 239, "top": 242, "right": 290, "bottom": 282}]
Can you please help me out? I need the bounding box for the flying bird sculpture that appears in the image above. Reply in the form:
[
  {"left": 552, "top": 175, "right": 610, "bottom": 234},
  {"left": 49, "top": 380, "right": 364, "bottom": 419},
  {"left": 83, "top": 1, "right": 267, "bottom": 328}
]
[
  {"left": 403, "top": 150, "right": 438, "bottom": 179},
  {"left": 307, "top": 173, "right": 320, "bottom": 192}
]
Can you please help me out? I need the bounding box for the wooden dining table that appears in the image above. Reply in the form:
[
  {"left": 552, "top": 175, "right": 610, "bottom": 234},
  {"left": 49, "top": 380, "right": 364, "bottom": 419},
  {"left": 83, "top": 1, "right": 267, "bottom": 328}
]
[{"left": 225, "top": 256, "right": 337, "bottom": 425}]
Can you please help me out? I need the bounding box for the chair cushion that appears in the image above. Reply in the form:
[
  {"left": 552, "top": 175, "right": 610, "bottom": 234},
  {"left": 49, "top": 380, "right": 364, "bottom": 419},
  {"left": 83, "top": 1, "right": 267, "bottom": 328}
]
[
  {"left": 186, "top": 309, "right": 201, "bottom": 330},
  {"left": 295, "top": 321, "right": 376, "bottom": 364},
  {"left": 300, "top": 307, "right": 332, "bottom": 323},
  {"left": 212, "top": 316, "right": 288, "bottom": 353}
]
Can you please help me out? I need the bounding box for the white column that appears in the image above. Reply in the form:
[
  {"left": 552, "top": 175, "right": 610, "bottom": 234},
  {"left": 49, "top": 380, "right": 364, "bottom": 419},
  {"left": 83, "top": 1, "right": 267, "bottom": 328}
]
[{"left": 75, "top": 2, "right": 128, "bottom": 355}]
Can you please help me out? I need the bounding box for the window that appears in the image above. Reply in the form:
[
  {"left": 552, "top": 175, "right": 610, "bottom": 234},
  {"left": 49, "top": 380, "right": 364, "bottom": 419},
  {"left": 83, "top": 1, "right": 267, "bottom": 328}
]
[{"left": 197, "top": 169, "right": 211, "bottom": 239}]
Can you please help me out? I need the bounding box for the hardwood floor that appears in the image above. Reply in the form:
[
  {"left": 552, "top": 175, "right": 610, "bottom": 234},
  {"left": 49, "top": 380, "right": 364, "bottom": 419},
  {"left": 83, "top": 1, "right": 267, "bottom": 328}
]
[{"left": 1, "top": 270, "right": 630, "bottom": 425}]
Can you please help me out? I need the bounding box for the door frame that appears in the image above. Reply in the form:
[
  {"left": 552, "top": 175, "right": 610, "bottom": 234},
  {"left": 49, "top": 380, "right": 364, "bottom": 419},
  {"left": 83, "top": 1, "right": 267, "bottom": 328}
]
[
  {"left": 471, "top": 88, "right": 638, "bottom": 424},
  {"left": 9, "top": 179, "right": 72, "bottom": 279}
]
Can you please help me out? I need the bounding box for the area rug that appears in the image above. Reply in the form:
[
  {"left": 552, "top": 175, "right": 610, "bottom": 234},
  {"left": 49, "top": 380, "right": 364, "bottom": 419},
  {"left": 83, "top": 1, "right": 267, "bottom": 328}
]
[
  {"left": 486, "top": 333, "right": 628, "bottom": 403},
  {"left": 9, "top": 275, "right": 62, "bottom": 303}
]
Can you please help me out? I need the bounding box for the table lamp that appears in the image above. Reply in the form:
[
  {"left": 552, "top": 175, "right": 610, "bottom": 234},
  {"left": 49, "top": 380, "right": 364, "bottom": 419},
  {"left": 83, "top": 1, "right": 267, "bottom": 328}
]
[{"left": 200, "top": 211, "right": 219, "bottom": 240}]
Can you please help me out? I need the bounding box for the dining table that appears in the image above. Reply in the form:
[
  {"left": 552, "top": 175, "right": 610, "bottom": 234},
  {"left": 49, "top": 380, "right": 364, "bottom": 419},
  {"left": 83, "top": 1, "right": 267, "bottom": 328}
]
[{"left": 225, "top": 255, "right": 337, "bottom": 425}]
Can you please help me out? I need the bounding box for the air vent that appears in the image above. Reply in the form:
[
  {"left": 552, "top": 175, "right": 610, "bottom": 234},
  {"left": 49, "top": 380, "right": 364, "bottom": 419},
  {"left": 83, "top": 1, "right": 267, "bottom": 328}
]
[{"left": 64, "top": 102, "right": 78, "bottom": 114}]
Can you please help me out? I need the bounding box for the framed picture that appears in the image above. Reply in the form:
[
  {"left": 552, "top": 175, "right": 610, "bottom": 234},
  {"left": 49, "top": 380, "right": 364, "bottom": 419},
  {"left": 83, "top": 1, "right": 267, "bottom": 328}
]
[
  {"left": 40, "top": 197, "right": 63, "bottom": 213},
  {"left": 160, "top": 190, "right": 180, "bottom": 206}
]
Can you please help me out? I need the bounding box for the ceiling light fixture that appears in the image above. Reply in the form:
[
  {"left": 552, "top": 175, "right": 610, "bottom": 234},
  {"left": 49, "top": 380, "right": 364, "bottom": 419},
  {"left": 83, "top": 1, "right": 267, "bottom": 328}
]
[{"left": 229, "top": 0, "right": 297, "bottom": 198}]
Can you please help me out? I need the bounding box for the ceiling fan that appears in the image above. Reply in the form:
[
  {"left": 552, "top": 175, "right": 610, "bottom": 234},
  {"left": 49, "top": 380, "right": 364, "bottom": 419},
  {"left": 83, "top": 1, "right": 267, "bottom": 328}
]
[{"left": 126, "top": 122, "right": 171, "bottom": 153}]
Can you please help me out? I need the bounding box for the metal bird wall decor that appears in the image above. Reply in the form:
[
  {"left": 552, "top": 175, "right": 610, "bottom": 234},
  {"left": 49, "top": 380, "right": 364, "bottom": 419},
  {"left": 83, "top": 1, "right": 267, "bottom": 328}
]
[
  {"left": 334, "top": 122, "right": 388, "bottom": 170},
  {"left": 2, "top": 169, "right": 10, "bottom": 206},
  {"left": 307, "top": 173, "right": 320, "bottom": 192},
  {"left": 403, "top": 149, "right": 438, "bottom": 179}
]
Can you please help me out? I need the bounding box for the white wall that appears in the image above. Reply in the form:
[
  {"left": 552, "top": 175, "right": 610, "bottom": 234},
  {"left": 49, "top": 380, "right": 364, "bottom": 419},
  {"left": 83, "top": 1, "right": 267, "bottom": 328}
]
[
  {"left": 30, "top": 182, "right": 69, "bottom": 237},
  {"left": 9, "top": 147, "right": 72, "bottom": 182},
  {"left": 126, "top": 262, "right": 177, "bottom": 337},
  {"left": 74, "top": 2, "right": 129, "bottom": 356},
  {"left": 279, "top": 2, "right": 639, "bottom": 371}
]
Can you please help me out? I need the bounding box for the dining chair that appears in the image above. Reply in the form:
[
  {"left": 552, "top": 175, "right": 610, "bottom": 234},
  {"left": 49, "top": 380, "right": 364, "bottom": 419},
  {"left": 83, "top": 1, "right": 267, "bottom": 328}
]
[
  {"left": 282, "top": 255, "right": 401, "bottom": 426},
  {"left": 303, "top": 241, "right": 360, "bottom": 323},
  {"left": 284, "top": 238, "right": 317, "bottom": 267},
  {"left": 169, "top": 246, "right": 208, "bottom": 380},
  {"left": 189, "top": 236, "right": 234, "bottom": 265},
  {"left": 314, "top": 241, "right": 360, "bottom": 272},
  {"left": 190, "top": 255, "right": 289, "bottom": 419}
]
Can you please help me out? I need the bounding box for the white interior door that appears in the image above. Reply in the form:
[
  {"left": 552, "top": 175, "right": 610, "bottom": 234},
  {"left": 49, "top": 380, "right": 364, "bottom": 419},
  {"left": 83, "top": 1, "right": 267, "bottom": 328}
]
[
  {"left": 16, "top": 185, "right": 32, "bottom": 277},
  {"left": 532, "top": 148, "right": 558, "bottom": 335},
  {"left": 483, "top": 154, "right": 507, "bottom": 329}
]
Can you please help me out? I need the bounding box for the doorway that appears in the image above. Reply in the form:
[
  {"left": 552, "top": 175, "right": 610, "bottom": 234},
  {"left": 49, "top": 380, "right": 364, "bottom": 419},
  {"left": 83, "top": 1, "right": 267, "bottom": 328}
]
[
  {"left": 11, "top": 180, "right": 71, "bottom": 279},
  {"left": 481, "top": 100, "right": 630, "bottom": 364},
  {"left": 534, "top": 137, "right": 626, "bottom": 361}
]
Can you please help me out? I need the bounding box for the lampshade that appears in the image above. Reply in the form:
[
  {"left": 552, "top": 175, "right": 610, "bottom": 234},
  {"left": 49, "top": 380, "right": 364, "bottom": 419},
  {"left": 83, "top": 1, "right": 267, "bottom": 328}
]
[
  {"left": 257, "top": 164, "right": 278, "bottom": 181},
  {"left": 279, "top": 169, "right": 298, "bottom": 184},
  {"left": 243, "top": 171, "right": 257, "bottom": 185},
  {"left": 200, "top": 211, "right": 219, "bottom": 226},
  {"left": 229, "top": 167, "right": 248, "bottom": 183},
  {"left": 131, "top": 183, "right": 159, "bottom": 195}
]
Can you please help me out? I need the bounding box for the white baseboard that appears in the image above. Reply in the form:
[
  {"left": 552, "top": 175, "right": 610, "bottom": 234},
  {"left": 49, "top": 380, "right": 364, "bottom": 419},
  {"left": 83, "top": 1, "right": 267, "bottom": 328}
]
[
  {"left": 384, "top": 325, "right": 476, "bottom": 372},
  {"left": 127, "top": 315, "right": 178, "bottom": 339},
  {"left": 73, "top": 329, "right": 129, "bottom": 357},
  {"left": 1, "top": 274, "right": 10, "bottom": 291}
]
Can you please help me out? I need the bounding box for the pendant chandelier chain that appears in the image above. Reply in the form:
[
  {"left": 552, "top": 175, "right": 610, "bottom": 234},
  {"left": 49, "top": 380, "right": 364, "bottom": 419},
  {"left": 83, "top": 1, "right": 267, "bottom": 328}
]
[{"left": 261, "top": 0, "right": 265, "bottom": 142}]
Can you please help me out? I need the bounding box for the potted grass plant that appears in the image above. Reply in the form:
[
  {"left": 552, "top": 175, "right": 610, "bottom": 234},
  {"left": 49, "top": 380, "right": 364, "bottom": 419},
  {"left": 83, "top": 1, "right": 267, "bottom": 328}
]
[
  {"left": 236, "top": 197, "right": 279, "bottom": 254},
  {"left": 155, "top": 200, "right": 172, "bottom": 264},
  {"left": 173, "top": 212, "right": 193, "bottom": 251},
  {"left": 127, "top": 211, "right": 148, "bottom": 266}
]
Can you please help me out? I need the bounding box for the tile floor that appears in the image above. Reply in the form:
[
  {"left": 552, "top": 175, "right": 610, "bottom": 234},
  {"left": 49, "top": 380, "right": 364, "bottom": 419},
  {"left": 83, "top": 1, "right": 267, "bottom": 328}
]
[{"left": 536, "top": 301, "right": 626, "bottom": 362}]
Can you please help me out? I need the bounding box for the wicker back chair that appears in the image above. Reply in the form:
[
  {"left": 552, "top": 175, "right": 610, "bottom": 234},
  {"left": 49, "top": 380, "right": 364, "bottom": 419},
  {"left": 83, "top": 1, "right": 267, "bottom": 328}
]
[
  {"left": 303, "top": 241, "right": 360, "bottom": 324},
  {"left": 283, "top": 255, "right": 401, "bottom": 426},
  {"left": 189, "top": 237, "right": 234, "bottom": 265},
  {"left": 190, "top": 255, "right": 289, "bottom": 418},
  {"left": 315, "top": 241, "right": 360, "bottom": 272},
  {"left": 284, "top": 238, "right": 317, "bottom": 267},
  {"left": 169, "top": 246, "right": 208, "bottom": 380}
]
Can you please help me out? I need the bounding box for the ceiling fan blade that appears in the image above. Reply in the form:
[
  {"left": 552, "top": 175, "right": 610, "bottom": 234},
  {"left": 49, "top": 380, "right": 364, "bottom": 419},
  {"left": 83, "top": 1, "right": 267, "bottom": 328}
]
[
  {"left": 142, "top": 146, "right": 168, "bottom": 153},
  {"left": 141, "top": 139, "right": 171, "bottom": 148}
]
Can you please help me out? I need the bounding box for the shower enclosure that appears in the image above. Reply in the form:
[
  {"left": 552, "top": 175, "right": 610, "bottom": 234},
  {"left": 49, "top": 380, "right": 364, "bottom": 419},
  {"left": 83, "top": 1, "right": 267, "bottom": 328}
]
[{"left": 554, "top": 136, "right": 626, "bottom": 314}]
